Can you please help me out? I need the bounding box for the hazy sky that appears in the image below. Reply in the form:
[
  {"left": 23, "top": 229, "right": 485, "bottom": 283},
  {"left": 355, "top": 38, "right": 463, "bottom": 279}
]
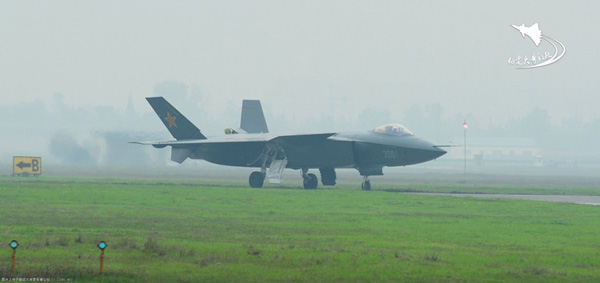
[{"left": 2, "top": 1, "right": 599, "bottom": 125}]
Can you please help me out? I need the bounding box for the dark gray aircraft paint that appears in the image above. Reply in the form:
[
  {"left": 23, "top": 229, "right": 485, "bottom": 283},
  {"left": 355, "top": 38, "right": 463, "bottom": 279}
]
[
  {"left": 134, "top": 97, "right": 446, "bottom": 190},
  {"left": 240, "top": 99, "right": 269, "bottom": 134}
]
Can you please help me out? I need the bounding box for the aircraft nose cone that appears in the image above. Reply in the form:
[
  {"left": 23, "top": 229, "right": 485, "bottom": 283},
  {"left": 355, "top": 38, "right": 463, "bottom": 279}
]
[
  {"left": 432, "top": 146, "right": 447, "bottom": 159},
  {"left": 408, "top": 138, "right": 447, "bottom": 162},
  {"left": 391, "top": 136, "right": 447, "bottom": 165}
]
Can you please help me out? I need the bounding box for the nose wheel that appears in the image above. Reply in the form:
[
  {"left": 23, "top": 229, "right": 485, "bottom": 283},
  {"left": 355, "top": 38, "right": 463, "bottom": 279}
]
[{"left": 361, "top": 176, "right": 371, "bottom": 191}]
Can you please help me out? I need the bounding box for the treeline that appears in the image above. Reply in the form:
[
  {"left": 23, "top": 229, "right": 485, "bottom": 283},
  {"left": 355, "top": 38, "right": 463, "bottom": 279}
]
[{"left": 2, "top": 81, "right": 599, "bottom": 165}]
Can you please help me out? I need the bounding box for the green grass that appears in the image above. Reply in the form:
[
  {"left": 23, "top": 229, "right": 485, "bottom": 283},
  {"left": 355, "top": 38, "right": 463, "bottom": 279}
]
[{"left": 1, "top": 177, "right": 600, "bottom": 282}]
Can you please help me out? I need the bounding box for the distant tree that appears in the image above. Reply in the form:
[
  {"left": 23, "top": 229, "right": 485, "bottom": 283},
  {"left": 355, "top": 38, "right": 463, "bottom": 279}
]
[
  {"left": 100, "top": 131, "right": 166, "bottom": 166},
  {"left": 402, "top": 103, "right": 447, "bottom": 141},
  {"left": 509, "top": 107, "right": 554, "bottom": 148},
  {"left": 153, "top": 81, "right": 188, "bottom": 106},
  {"left": 356, "top": 108, "right": 390, "bottom": 130},
  {"left": 49, "top": 131, "right": 93, "bottom": 164}
]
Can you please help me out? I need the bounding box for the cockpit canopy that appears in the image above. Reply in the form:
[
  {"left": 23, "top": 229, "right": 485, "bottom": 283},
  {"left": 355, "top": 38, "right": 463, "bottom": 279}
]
[{"left": 373, "top": 124, "right": 414, "bottom": 136}]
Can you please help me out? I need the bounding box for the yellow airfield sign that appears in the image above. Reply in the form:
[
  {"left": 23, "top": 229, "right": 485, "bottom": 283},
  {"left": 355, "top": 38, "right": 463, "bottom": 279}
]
[{"left": 13, "top": 156, "right": 42, "bottom": 176}]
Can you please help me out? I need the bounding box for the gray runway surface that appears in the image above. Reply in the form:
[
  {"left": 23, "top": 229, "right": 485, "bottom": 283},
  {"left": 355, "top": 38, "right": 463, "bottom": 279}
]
[{"left": 408, "top": 193, "right": 600, "bottom": 206}]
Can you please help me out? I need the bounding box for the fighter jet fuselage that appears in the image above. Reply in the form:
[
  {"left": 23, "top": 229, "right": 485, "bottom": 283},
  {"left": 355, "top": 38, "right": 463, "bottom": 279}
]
[
  {"left": 135, "top": 97, "right": 446, "bottom": 190},
  {"left": 184, "top": 132, "right": 441, "bottom": 169}
]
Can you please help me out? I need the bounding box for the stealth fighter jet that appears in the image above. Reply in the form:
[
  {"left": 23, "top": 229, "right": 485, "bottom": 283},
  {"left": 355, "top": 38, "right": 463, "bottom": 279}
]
[{"left": 134, "top": 97, "right": 446, "bottom": 190}]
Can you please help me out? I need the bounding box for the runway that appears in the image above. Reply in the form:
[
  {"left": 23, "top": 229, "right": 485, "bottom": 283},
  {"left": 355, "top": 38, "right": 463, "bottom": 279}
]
[{"left": 408, "top": 193, "right": 600, "bottom": 206}]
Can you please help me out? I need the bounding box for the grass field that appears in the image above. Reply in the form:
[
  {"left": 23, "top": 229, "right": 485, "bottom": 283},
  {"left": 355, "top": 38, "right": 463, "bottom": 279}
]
[{"left": 1, "top": 176, "right": 600, "bottom": 282}]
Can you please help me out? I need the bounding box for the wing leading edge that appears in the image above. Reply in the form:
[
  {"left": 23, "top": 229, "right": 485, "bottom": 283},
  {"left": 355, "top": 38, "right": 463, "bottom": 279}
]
[{"left": 132, "top": 133, "right": 336, "bottom": 148}]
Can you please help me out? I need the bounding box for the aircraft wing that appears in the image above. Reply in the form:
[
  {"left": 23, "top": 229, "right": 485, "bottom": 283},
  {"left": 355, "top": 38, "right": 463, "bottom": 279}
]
[
  {"left": 131, "top": 133, "right": 336, "bottom": 148},
  {"left": 270, "top": 133, "right": 336, "bottom": 146},
  {"left": 132, "top": 133, "right": 337, "bottom": 164}
]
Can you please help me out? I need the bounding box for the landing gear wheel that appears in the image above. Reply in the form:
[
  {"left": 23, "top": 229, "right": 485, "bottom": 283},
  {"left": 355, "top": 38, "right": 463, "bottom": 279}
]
[
  {"left": 361, "top": 180, "right": 371, "bottom": 191},
  {"left": 319, "top": 168, "right": 337, "bottom": 186},
  {"left": 249, "top": 171, "right": 265, "bottom": 188},
  {"left": 303, "top": 173, "right": 318, "bottom": 189}
]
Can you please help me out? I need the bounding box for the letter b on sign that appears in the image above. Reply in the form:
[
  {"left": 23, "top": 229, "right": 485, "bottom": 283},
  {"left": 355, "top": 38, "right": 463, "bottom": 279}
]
[{"left": 32, "top": 159, "right": 39, "bottom": 172}]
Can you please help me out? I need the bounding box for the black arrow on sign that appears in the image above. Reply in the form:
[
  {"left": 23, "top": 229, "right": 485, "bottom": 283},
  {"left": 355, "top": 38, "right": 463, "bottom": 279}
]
[{"left": 17, "top": 161, "right": 32, "bottom": 169}]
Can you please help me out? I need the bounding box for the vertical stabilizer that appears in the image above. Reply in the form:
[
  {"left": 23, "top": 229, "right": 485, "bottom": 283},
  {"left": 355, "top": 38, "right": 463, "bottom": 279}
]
[
  {"left": 146, "top": 97, "right": 207, "bottom": 140},
  {"left": 240, "top": 100, "right": 269, "bottom": 134}
]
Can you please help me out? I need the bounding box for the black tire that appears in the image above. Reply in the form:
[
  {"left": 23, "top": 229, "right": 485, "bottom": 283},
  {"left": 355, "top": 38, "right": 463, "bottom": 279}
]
[
  {"left": 319, "top": 168, "right": 336, "bottom": 186},
  {"left": 361, "top": 180, "right": 371, "bottom": 191},
  {"left": 249, "top": 171, "right": 264, "bottom": 188},
  {"left": 303, "top": 173, "right": 318, "bottom": 189}
]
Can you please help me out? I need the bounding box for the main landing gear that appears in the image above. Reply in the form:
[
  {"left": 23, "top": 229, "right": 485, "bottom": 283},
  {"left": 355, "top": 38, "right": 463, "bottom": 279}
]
[
  {"left": 301, "top": 168, "right": 318, "bottom": 189},
  {"left": 249, "top": 143, "right": 286, "bottom": 189},
  {"left": 249, "top": 168, "right": 371, "bottom": 190},
  {"left": 319, "top": 168, "right": 336, "bottom": 186},
  {"left": 248, "top": 169, "right": 319, "bottom": 189},
  {"left": 361, "top": 176, "right": 371, "bottom": 191},
  {"left": 249, "top": 171, "right": 265, "bottom": 188}
]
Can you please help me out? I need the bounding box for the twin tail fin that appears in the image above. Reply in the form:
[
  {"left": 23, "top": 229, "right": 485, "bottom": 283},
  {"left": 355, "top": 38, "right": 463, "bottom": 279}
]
[{"left": 146, "top": 97, "right": 207, "bottom": 140}]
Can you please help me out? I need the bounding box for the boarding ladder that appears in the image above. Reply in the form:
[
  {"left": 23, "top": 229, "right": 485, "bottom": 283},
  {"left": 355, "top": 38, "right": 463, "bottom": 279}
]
[{"left": 267, "top": 158, "right": 287, "bottom": 183}]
